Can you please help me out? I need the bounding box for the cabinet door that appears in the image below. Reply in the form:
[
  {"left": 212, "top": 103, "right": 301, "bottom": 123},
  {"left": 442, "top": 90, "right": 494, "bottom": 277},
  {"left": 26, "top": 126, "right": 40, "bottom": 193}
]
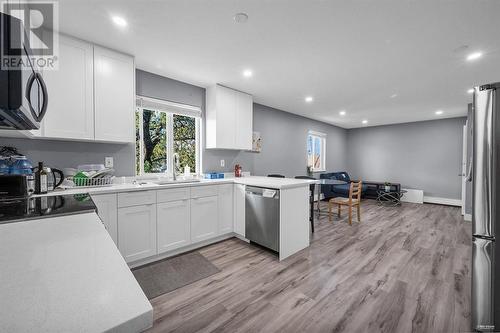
[
  {"left": 190, "top": 196, "right": 218, "bottom": 243},
  {"left": 91, "top": 193, "right": 118, "bottom": 246},
  {"left": 218, "top": 184, "right": 233, "bottom": 235},
  {"left": 157, "top": 199, "right": 191, "bottom": 253},
  {"left": 234, "top": 184, "right": 246, "bottom": 237},
  {"left": 235, "top": 92, "right": 253, "bottom": 150},
  {"left": 42, "top": 35, "right": 94, "bottom": 140},
  {"left": 118, "top": 204, "right": 157, "bottom": 263},
  {"left": 94, "top": 45, "right": 135, "bottom": 143},
  {"left": 216, "top": 85, "right": 236, "bottom": 149}
]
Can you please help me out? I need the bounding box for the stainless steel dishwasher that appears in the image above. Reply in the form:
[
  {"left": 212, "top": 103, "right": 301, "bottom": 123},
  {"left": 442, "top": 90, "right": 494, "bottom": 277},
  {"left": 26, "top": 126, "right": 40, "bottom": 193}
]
[{"left": 245, "top": 186, "right": 280, "bottom": 252}]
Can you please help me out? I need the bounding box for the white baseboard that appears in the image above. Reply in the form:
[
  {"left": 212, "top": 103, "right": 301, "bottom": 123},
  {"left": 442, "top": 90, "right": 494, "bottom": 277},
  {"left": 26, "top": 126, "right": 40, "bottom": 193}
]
[
  {"left": 464, "top": 213, "right": 472, "bottom": 222},
  {"left": 128, "top": 233, "right": 235, "bottom": 269},
  {"left": 423, "top": 196, "right": 462, "bottom": 207}
]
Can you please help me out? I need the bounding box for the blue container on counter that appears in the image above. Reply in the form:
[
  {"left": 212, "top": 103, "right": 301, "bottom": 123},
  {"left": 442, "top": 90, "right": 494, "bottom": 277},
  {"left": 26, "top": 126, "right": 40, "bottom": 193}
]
[{"left": 204, "top": 173, "right": 224, "bottom": 179}]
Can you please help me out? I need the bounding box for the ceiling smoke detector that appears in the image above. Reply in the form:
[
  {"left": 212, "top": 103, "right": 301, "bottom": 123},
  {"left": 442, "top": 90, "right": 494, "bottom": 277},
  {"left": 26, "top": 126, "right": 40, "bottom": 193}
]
[{"left": 233, "top": 13, "right": 249, "bottom": 23}]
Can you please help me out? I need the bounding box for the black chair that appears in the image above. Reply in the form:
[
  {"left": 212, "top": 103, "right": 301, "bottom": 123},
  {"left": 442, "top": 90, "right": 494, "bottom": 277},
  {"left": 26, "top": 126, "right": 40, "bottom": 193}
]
[
  {"left": 267, "top": 174, "right": 285, "bottom": 178},
  {"left": 295, "top": 176, "right": 315, "bottom": 233}
]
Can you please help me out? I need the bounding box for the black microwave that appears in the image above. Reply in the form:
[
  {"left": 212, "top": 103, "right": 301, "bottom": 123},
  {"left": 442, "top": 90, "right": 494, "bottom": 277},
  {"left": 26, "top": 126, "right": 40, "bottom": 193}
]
[{"left": 0, "top": 12, "right": 48, "bottom": 130}]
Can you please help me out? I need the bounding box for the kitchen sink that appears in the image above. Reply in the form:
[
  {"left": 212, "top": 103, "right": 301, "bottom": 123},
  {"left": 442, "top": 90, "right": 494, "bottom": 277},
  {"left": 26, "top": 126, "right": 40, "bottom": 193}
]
[{"left": 153, "top": 179, "right": 201, "bottom": 185}]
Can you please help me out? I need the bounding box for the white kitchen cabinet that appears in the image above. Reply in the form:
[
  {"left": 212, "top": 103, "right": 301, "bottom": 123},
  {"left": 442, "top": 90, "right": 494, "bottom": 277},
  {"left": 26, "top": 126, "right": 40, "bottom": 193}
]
[
  {"left": 91, "top": 193, "right": 118, "bottom": 246},
  {"left": 157, "top": 199, "right": 191, "bottom": 253},
  {"left": 234, "top": 184, "right": 246, "bottom": 237},
  {"left": 218, "top": 184, "right": 233, "bottom": 235},
  {"left": 118, "top": 204, "right": 157, "bottom": 263},
  {"left": 190, "top": 195, "right": 218, "bottom": 243},
  {"left": 117, "top": 190, "right": 156, "bottom": 208},
  {"left": 206, "top": 84, "right": 253, "bottom": 150},
  {"left": 94, "top": 45, "right": 135, "bottom": 143},
  {"left": 235, "top": 92, "right": 253, "bottom": 150},
  {"left": 42, "top": 35, "right": 94, "bottom": 140}
]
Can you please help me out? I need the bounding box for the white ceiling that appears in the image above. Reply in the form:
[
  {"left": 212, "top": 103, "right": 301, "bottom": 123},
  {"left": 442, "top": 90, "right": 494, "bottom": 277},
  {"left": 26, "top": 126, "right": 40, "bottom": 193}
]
[{"left": 57, "top": 0, "right": 500, "bottom": 128}]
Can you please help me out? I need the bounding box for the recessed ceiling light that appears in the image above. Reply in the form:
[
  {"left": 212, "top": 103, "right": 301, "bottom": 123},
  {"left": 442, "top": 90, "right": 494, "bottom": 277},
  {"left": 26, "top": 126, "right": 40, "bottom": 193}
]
[
  {"left": 112, "top": 16, "right": 127, "bottom": 27},
  {"left": 233, "top": 13, "right": 248, "bottom": 23},
  {"left": 339, "top": 110, "right": 346, "bottom": 116},
  {"left": 467, "top": 88, "right": 474, "bottom": 94},
  {"left": 305, "top": 96, "right": 313, "bottom": 103},
  {"left": 362, "top": 120, "right": 368, "bottom": 124},
  {"left": 242, "top": 69, "right": 253, "bottom": 78},
  {"left": 435, "top": 110, "right": 444, "bottom": 115},
  {"left": 390, "top": 94, "right": 398, "bottom": 99},
  {"left": 466, "top": 51, "right": 483, "bottom": 61}
]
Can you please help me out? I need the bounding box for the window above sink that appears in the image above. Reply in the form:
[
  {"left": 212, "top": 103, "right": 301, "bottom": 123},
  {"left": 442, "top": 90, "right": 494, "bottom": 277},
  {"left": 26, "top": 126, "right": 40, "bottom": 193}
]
[{"left": 135, "top": 96, "right": 202, "bottom": 177}]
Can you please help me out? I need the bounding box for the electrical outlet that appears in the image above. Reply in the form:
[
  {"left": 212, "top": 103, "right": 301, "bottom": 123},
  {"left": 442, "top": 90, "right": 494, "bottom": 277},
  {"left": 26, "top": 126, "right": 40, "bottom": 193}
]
[
  {"left": 105, "top": 157, "right": 114, "bottom": 168},
  {"left": 220, "top": 159, "right": 225, "bottom": 167}
]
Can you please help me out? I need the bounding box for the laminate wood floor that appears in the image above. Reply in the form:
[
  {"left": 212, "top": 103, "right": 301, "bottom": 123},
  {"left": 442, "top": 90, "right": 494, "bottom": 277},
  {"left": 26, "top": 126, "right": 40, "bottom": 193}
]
[{"left": 147, "top": 200, "right": 471, "bottom": 333}]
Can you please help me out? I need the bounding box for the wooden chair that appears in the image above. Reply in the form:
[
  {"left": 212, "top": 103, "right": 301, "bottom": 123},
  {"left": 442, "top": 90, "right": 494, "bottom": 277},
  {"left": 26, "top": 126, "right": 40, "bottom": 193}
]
[{"left": 328, "top": 181, "right": 362, "bottom": 225}]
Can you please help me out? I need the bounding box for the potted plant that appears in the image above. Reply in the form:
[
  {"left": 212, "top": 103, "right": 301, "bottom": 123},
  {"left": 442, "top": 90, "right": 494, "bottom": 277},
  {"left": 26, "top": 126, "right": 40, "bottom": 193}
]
[{"left": 384, "top": 182, "right": 391, "bottom": 192}]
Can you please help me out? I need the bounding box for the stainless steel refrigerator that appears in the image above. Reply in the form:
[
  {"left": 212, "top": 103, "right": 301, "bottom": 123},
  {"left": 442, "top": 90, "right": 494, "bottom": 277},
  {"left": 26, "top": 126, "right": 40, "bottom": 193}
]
[{"left": 471, "top": 82, "right": 500, "bottom": 332}]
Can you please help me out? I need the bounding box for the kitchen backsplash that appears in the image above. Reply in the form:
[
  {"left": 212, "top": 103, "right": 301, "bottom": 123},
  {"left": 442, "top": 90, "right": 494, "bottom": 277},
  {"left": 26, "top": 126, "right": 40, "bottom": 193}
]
[{"left": 0, "top": 137, "right": 135, "bottom": 176}]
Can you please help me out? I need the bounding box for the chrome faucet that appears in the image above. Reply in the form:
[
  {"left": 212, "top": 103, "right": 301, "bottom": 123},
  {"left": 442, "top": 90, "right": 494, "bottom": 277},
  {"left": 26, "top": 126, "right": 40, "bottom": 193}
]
[{"left": 173, "top": 153, "right": 180, "bottom": 180}]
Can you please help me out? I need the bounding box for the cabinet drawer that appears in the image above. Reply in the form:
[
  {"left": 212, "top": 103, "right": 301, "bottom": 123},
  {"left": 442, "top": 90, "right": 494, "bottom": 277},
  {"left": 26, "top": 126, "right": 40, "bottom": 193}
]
[
  {"left": 118, "top": 190, "right": 156, "bottom": 207},
  {"left": 190, "top": 185, "right": 218, "bottom": 198},
  {"left": 157, "top": 187, "right": 190, "bottom": 203}
]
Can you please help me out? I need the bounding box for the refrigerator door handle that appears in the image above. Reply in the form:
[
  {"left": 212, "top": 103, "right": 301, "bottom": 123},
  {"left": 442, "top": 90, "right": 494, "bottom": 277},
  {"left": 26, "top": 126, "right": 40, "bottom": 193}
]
[
  {"left": 472, "top": 237, "right": 494, "bottom": 331},
  {"left": 472, "top": 87, "right": 495, "bottom": 238}
]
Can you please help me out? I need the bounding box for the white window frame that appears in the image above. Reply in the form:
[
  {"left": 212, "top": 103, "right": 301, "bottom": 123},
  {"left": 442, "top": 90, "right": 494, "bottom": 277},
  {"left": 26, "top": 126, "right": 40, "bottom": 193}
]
[
  {"left": 307, "top": 130, "right": 326, "bottom": 172},
  {"left": 136, "top": 96, "right": 202, "bottom": 176}
]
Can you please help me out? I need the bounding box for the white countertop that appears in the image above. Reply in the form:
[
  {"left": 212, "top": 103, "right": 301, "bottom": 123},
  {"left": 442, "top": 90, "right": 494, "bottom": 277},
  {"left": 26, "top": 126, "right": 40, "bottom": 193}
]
[
  {"left": 35, "top": 176, "right": 317, "bottom": 197},
  {"left": 0, "top": 212, "right": 153, "bottom": 333},
  {"left": 234, "top": 176, "right": 318, "bottom": 189}
]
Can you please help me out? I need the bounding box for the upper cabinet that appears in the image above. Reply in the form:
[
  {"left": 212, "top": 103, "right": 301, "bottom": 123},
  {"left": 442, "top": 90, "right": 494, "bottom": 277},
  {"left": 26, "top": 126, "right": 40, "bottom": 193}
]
[
  {"left": 42, "top": 35, "right": 94, "bottom": 140},
  {"left": 94, "top": 46, "right": 135, "bottom": 143},
  {"left": 15, "top": 35, "right": 135, "bottom": 143},
  {"left": 206, "top": 84, "right": 253, "bottom": 150}
]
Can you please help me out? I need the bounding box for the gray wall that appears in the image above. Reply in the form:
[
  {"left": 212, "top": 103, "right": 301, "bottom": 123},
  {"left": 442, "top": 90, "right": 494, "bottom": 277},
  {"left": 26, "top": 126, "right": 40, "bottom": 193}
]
[
  {"left": 136, "top": 70, "right": 253, "bottom": 174},
  {"left": 136, "top": 70, "right": 347, "bottom": 177},
  {"left": 251, "top": 103, "right": 347, "bottom": 177},
  {"left": 0, "top": 69, "right": 466, "bottom": 201},
  {"left": 346, "top": 117, "right": 466, "bottom": 199}
]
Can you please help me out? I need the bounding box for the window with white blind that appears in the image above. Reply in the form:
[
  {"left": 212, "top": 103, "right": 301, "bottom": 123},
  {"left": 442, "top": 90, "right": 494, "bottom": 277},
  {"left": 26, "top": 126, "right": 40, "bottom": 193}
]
[
  {"left": 135, "top": 96, "right": 201, "bottom": 175},
  {"left": 307, "top": 131, "right": 326, "bottom": 172}
]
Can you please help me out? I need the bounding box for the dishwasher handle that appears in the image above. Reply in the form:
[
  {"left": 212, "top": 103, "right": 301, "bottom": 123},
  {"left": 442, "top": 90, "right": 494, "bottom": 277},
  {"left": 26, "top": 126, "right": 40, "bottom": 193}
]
[{"left": 245, "top": 186, "right": 280, "bottom": 199}]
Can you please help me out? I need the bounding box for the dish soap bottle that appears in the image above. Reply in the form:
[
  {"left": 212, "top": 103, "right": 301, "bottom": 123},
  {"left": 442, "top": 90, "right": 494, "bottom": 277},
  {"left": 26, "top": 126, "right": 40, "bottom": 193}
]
[{"left": 35, "top": 162, "right": 48, "bottom": 194}]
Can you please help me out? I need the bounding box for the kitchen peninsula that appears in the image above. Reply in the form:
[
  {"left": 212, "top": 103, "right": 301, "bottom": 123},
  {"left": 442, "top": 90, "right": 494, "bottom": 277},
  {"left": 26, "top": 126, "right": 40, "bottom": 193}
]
[{"left": 36, "top": 176, "right": 316, "bottom": 263}]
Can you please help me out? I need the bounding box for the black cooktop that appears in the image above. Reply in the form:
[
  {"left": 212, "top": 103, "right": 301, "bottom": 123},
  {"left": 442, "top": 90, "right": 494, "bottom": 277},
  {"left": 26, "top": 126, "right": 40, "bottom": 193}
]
[{"left": 0, "top": 194, "right": 97, "bottom": 224}]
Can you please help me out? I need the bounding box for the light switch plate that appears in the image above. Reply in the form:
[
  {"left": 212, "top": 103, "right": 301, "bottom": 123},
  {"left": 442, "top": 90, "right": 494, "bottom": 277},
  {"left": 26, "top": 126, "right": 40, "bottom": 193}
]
[
  {"left": 220, "top": 159, "right": 225, "bottom": 167},
  {"left": 105, "top": 157, "right": 114, "bottom": 168}
]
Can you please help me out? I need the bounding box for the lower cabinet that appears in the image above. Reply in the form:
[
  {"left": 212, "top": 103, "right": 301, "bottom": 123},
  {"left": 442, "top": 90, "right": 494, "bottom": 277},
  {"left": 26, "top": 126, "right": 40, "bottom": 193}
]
[
  {"left": 234, "top": 184, "right": 246, "bottom": 237},
  {"left": 91, "top": 193, "right": 118, "bottom": 246},
  {"left": 157, "top": 199, "right": 191, "bottom": 253},
  {"left": 118, "top": 204, "right": 157, "bottom": 263},
  {"left": 190, "top": 195, "right": 218, "bottom": 243},
  {"left": 110, "top": 184, "right": 236, "bottom": 264},
  {"left": 218, "top": 184, "right": 234, "bottom": 235}
]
